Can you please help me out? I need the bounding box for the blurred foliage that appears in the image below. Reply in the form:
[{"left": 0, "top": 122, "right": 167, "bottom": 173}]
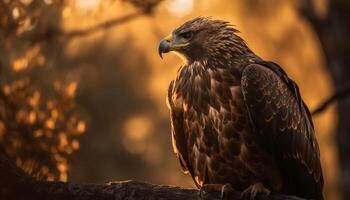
[
  {"left": 0, "top": 0, "right": 82, "bottom": 181},
  {"left": 0, "top": 0, "right": 64, "bottom": 45},
  {"left": 0, "top": 0, "right": 164, "bottom": 182},
  {"left": 0, "top": 1, "right": 341, "bottom": 200},
  {"left": 0, "top": 79, "right": 84, "bottom": 181}
]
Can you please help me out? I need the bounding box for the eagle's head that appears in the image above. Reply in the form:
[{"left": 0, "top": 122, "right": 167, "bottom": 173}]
[{"left": 158, "top": 17, "right": 250, "bottom": 63}]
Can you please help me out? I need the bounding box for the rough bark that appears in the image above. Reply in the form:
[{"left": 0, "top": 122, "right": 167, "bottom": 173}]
[
  {"left": 1, "top": 180, "right": 307, "bottom": 200},
  {"left": 0, "top": 147, "right": 305, "bottom": 200},
  {"left": 300, "top": 0, "right": 350, "bottom": 199}
]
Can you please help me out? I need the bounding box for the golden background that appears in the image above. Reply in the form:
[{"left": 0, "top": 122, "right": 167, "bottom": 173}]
[{"left": 2, "top": 0, "right": 341, "bottom": 199}]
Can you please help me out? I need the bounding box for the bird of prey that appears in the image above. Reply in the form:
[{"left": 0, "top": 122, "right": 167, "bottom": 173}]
[{"left": 158, "top": 17, "right": 324, "bottom": 200}]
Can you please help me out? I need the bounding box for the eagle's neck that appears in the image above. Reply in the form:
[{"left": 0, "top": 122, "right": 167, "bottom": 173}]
[{"left": 180, "top": 51, "right": 257, "bottom": 73}]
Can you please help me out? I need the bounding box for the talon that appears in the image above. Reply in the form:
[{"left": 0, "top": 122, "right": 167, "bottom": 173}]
[
  {"left": 198, "top": 184, "right": 233, "bottom": 200},
  {"left": 220, "top": 184, "right": 233, "bottom": 200},
  {"left": 198, "top": 186, "right": 206, "bottom": 199},
  {"left": 241, "top": 183, "right": 270, "bottom": 200}
]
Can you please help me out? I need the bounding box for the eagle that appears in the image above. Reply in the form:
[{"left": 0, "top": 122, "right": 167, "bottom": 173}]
[{"left": 158, "top": 17, "right": 323, "bottom": 200}]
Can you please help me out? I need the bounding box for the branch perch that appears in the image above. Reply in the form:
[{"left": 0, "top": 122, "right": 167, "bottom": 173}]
[
  {"left": 5, "top": 179, "right": 307, "bottom": 200},
  {"left": 0, "top": 147, "right": 305, "bottom": 200}
]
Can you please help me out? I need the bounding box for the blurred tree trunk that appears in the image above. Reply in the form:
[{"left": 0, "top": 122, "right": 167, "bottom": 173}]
[{"left": 300, "top": 0, "right": 350, "bottom": 199}]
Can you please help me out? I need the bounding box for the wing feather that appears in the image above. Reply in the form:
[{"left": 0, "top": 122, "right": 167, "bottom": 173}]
[
  {"left": 241, "top": 62, "right": 324, "bottom": 200},
  {"left": 167, "top": 80, "right": 199, "bottom": 188}
]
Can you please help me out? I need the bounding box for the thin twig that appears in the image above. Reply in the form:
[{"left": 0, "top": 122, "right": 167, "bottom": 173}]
[
  {"left": 312, "top": 86, "right": 350, "bottom": 115},
  {"left": 17, "top": 11, "right": 144, "bottom": 44},
  {"left": 64, "top": 11, "right": 143, "bottom": 39}
]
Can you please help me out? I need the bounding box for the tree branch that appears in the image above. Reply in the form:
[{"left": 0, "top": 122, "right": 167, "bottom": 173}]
[
  {"left": 6, "top": 179, "right": 307, "bottom": 200},
  {"left": 312, "top": 86, "right": 350, "bottom": 115},
  {"left": 5, "top": 0, "right": 165, "bottom": 44},
  {"left": 0, "top": 146, "right": 305, "bottom": 200},
  {"left": 18, "top": 11, "right": 144, "bottom": 44},
  {"left": 64, "top": 11, "right": 143, "bottom": 39}
]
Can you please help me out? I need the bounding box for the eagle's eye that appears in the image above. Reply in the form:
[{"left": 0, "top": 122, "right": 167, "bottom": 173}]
[{"left": 180, "top": 32, "right": 193, "bottom": 40}]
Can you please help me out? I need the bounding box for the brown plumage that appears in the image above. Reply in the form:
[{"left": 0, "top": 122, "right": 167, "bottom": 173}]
[{"left": 159, "top": 17, "right": 323, "bottom": 200}]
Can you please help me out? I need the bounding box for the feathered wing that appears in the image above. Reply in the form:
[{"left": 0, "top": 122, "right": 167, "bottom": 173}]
[
  {"left": 241, "top": 62, "right": 324, "bottom": 200},
  {"left": 167, "top": 81, "right": 199, "bottom": 188}
]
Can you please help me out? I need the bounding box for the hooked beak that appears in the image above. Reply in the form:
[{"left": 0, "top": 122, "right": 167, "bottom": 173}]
[{"left": 158, "top": 34, "right": 172, "bottom": 59}]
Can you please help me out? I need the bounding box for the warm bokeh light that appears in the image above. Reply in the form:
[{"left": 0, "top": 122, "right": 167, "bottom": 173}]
[
  {"left": 166, "top": 0, "right": 193, "bottom": 16},
  {"left": 0, "top": 0, "right": 343, "bottom": 199},
  {"left": 123, "top": 116, "right": 153, "bottom": 154},
  {"left": 60, "top": 1, "right": 339, "bottom": 199},
  {"left": 75, "top": 0, "right": 101, "bottom": 10}
]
